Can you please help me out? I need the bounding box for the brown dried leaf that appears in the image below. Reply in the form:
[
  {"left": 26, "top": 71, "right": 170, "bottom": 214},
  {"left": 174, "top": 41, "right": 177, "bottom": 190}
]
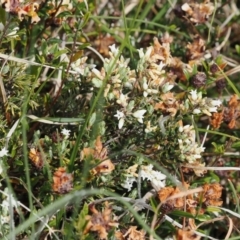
[
  {"left": 123, "top": 226, "right": 146, "bottom": 240},
  {"left": 29, "top": 148, "right": 44, "bottom": 169},
  {"left": 81, "top": 136, "right": 115, "bottom": 175},
  {"left": 94, "top": 35, "right": 116, "bottom": 57},
  {"left": 52, "top": 167, "right": 73, "bottom": 194},
  {"left": 84, "top": 202, "right": 118, "bottom": 240},
  {"left": 186, "top": 36, "right": 205, "bottom": 60},
  {"left": 91, "top": 159, "right": 115, "bottom": 175},
  {"left": 176, "top": 229, "right": 201, "bottom": 240},
  {"left": 95, "top": 135, "right": 103, "bottom": 154},
  {"left": 210, "top": 112, "right": 223, "bottom": 129},
  {"left": 228, "top": 94, "right": 238, "bottom": 108}
]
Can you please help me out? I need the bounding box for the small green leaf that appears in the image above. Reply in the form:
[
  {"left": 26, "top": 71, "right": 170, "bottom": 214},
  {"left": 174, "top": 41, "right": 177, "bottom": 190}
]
[
  {"left": 0, "top": 8, "right": 6, "bottom": 24},
  {"left": 15, "top": 160, "right": 24, "bottom": 166},
  {"left": 236, "top": 44, "right": 240, "bottom": 55},
  {"left": 92, "top": 78, "right": 102, "bottom": 88},
  {"left": 232, "top": 141, "right": 240, "bottom": 149},
  {"left": 171, "top": 210, "right": 194, "bottom": 218},
  {"left": 82, "top": 11, "right": 91, "bottom": 28},
  {"left": 195, "top": 214, "right": 212, "bottom": 221},
  {"left": 41, "top": 39, "right": 48, "bottom": 56},
  {"left": 54, "top": 49, "right": 69, "bottom": 59},
  {"left": 211, "top": 142, "right": 224, "bottom": 154},
  {"left": 89, "top": 112, "right": 96, "bottom": 127},
  {"left": 44, "top": 117, "right": 84, "bottom": 123},
  {"left": 206, "top": 206, "right": 222, "bottom": 213},
  {"left": 56, "top": 11, "right": 72, "bottom": 18},
  {"left": 98, "top": 121, "right": 106, "bottom": 135},
  {"left": 75, "top": 203, "right": 89, "bottom": 234},
  {"left": 77, "top": 43, "right": 91, "bottom": 50},
  {"left": 70, "top": 50, "right": 84, "bottom": 63}
]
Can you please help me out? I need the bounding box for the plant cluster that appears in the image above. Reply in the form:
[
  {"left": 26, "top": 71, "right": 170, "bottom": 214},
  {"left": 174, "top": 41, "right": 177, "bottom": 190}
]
[{"left": 1, "top": 0, "right": 240, "bottom": 239}]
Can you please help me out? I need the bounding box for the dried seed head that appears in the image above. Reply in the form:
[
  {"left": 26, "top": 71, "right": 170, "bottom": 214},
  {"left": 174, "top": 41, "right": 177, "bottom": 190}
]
[
  {"left": 52, "top": 167, "right": 73, "bottom": 194},
  {"left": 84, "top": 202, "right": 119, "bottom": 239},
  {"left": 210, "top": 63, "right": 219, "bottom": 74},
  {"left": 216, "top": 79, "right": 226, "bottom": 92},
  {"left": 210, "top": 112, "right": 223, "bottom": 129},
  {"left": 46, "top": 54, "right": 54, "bottom": 63},
  {"left": 173, "top": 4, "right": 186, "bottom": 18},
  {"left": 190, "top": 72, "right": 207, "bottom": 88},
  {"left": 51, "top": 131, "right": 63, "bottom": 143}
]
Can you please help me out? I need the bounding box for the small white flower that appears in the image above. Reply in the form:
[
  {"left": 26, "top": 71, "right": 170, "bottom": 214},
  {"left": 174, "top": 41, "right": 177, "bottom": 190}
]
[
  {"left": 142, "top": 80, "right": 158, "bottom": 97},
  {"left": 158, "top": 61, "right": 166, "bottom": 71},
  {"left": 193, "top": 108, "right": 201, "bottom": 114},
  {"left": 189, "top": 90, "right": 198, "bottom": 101},
  {"left": 143, "top": 81, "right": 149, "bottom": 97},
  {"left": 116, "top": 93, "right": 129, "bottom": 107},
  {"left": 71, "top": 57, "right": 89, "bottom": 75},
  {"left": 140, "top": 164, "right": 154, "bottom": 181},
  {"left": 137, "top": 47, "right": 152, "bottom": 61},
  {"left": 181, "top": 3, "right": 191, "bottom": 11},
  {"left": 114, "top": 111, "right": 125, "bottom": 129},
  {"left": 143, "top": 81, "right": 148, "bottom": 91},
  {"left": 1, "top": 190, "right": 19, "bottom": 209},
  {"left": 121, "top": 176, "right": 136, "bottom": 191},
  {"left": 151, "top": 178, "right": 166, "bottom": 191},
  {"left": 145, "top": 47, "right": 152, "bottom": 60},
  {"left": 137, "top": 48, "right": 144, "bottom": 58},
  {"left": 62, "top": 0, "right": 73, "bottom": 9},
  {"left": 208, "top": 107, "right": 218, "bottom": 113},
  {"left": 7, "top": 27, "right": 19, "bottom": 38},
  {"left": 92, "top": 68, "right": 104, "bottom": 80},
  {"left": 210, "top": 99, "right": 222, "bottom": 107},
  {"left": 178, "top": 126, "right": 183, "bottom": 132},
  {"left": 140, "top": 164, "right": 166, "bottom": 191},
  {"left": 1, "top": 199, "right": 9, "bottom": 209},
  {"left": 114, "top": 110, "right": 125, "bottom": 120},
  {"left": 132, "top": 110, "right": 146, "bottom": 123},
  {"left": 202, "top": 109, "right": 212, "bottom": 116},
  {"left": 183, "top": 124, "right": 191, "bottom": 131},
  {"left": 118, "top": 118, "right": 125, "bottom": 129},
  {"left": 184, "top": 139, "right": 191, "bottom": 145},
  {"left": 0, "top": 215, "right": 10, "bottom": 225},
  {"left": 162, "top": 83, "right": 174, "bottom": 93},
  {"left": 61, "top": 128, "right": 71, "bottom": 138},
  {"left": 109, "top": 44, "right": 119, "bottom": 56},
  {"left": 0, "top": 147, "right": 8, "bottom": 158}
]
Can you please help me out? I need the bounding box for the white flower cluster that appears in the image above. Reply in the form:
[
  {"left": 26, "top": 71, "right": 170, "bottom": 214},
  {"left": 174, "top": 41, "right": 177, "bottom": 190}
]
[
  {"left": 61, "top": 128, "right": 71, "bottom": 139},
  {"left": 91, "top": 44, "right": 150, "bottom": 130},
  {"left": 0, "top": 188, "right": 19, "bottom": 225},
  {"left": 121, "top": 164, "right": 166, "bottom": 191},
  {"left": 178, "top": 125, "right": 205, "bottom": 163},
  {"left": 114, "top": 109, "right": 147, "bottom": 129},
  {"left": 187, "top": 90, "right": 222, "bottom": 116},
  {"left": 0, "top": 147, "right": 8, "bottom": 158},
  {"left": 71, "top": 56, "right": 95, "bottom": 76},
  {"left": 92, "top": 42, "right": 176, "bottom": 130},
  {"left": 92, "top": 44, "right": 135, "bottom": 93},
  {"left": 138, "top": 48, "right": 169, "bottom": 96}
]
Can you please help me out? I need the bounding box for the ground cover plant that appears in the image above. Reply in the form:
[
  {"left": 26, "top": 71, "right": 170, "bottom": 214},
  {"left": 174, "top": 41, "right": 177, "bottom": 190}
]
[{"left": 1, "top": 0, "right": 240, "bottom": 239}]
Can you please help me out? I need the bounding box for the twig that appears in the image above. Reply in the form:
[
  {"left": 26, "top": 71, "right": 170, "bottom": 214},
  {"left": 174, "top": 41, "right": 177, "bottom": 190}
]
[
  {"left": 0, "top": 53, "right": 78, "bottom": 74},
  {"left": 201, "top": 125, "right": 209, "bottom": 148}
]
